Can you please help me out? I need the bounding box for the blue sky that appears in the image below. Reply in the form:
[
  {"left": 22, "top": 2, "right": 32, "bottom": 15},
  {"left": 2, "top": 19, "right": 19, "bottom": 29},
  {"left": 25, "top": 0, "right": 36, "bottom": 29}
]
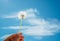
[{"left": 0, "top": 0, "right": 60, "bottom": 41}]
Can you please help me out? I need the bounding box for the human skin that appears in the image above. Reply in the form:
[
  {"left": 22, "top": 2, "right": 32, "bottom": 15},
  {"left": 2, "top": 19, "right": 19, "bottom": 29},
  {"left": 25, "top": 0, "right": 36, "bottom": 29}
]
[{"left": 4, "top": 33, "right": 24, "bottom": 41}]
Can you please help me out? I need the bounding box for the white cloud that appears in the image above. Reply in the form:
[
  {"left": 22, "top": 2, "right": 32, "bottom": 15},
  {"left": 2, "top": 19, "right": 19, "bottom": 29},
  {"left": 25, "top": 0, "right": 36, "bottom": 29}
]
[
  {"left": 1, "top": 8, "right": 37, "bottom": 19},
  {"left": 1, "top": 8, "right": 60, "bottom": 39},
  {"left": 2, "top": 26, "right": 31, "bottom": 30},
  {"left": 0, "top": 34, "right": 12, "bottom": 39},
  {"left": 22, "top": 25, "right": 60, "bottom": 36},
  {"left": 1, "top": 13, "right": 17, "bottom": 18}
]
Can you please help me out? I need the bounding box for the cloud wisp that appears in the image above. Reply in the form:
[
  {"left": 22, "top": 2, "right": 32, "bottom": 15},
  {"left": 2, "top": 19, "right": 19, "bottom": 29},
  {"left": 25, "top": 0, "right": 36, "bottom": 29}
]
[
  {"left": 0, "top": 34, "right": 12, "bottom": 40},
  {"left": 1, "top": 8, "right": 60, "bottom": 39},
  {"left": 1, "top": 8, "right": 37, "bottom": 19}
]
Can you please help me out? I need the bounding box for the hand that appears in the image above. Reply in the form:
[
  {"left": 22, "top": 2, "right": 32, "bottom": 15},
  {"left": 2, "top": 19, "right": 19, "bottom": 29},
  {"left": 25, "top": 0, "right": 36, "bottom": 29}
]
[{"left": 4, "top": 33, "right": 24, "bottom": 41}]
